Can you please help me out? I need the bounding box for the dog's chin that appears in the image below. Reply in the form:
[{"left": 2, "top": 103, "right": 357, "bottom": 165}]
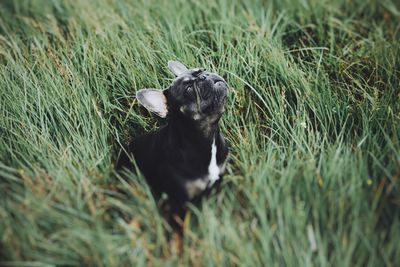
[
  {"left": 192, "top": 107, "right": 225, "bottom": 123},
  {"left": 179, "top": 97, "right": 226, "bottom": 122}
]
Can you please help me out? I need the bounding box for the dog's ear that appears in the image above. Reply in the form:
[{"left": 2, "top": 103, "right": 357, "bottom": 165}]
[
  {"left": 168, "top": 60, "right": 188, "bottom": 76},
  {"left": 136, "top": 89, "right": 168, "bottom": 118}
]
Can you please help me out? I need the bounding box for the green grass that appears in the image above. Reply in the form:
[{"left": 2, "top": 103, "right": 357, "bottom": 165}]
[{"left": 0, "top": 0, "right": 399, "bottom": 266}]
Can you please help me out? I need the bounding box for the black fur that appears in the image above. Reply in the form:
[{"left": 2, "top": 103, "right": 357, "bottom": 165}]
[{"left": 117, "top": 61, "right": 229, "bottom": 223}]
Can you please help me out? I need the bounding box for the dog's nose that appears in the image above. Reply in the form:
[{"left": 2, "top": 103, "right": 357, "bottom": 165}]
[{"left": 210, "top": 75, "right": 227, "bottom": 90}]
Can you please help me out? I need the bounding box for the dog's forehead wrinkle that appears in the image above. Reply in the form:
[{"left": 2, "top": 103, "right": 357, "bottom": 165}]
[
  {"left": 172, "top": 68, "right": 207, "bottom": 79},
  {"left": 172, "top": 75, "right": 195, "bottom": 86}
]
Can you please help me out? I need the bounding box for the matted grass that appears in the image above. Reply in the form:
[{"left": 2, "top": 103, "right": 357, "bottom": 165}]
[{"left": 0, "top": 0, "right": 399, "bottom": 266}]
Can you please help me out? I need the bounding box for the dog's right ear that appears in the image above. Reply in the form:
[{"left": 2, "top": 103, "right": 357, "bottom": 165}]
[
  {"left": 136, "top": 89, "right": 168, "bottom": 118},
  {"left": 168, "top": 60, "right": 188, "bottom": 76}
]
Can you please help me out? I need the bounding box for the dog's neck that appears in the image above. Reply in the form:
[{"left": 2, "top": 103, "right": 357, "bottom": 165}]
[{"left": 167, "top": 114, "right": 220, "bottom": 145}]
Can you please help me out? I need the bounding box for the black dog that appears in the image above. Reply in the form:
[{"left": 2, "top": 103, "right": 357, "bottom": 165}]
[{"left": 118, "top": 60, "right": 229, "bottom": 223}]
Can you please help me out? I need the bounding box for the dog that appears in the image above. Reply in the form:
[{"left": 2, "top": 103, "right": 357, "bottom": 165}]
[{"left": 118, "top": 60, "right": 229, "bottom": 226}]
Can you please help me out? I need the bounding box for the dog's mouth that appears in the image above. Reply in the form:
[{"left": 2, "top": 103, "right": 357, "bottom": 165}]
[
  {"left": 195, "top": 74, "right": 228, "bottom": 98},
  {"left": 197, "top": 84, "right": 228, "bottom": 117},
  {"left": 213, "top": 81, "right": 228, "bottom": 96}
]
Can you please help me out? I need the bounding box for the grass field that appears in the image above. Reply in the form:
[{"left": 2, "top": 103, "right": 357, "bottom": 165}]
[{"left": 0, "top": 0, "right": 399, "bottom": 266}]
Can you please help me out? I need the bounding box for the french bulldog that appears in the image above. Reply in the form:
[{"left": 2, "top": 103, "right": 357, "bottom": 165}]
[{"left": 118, "top": 60, "right": 229, "bottom": 221}]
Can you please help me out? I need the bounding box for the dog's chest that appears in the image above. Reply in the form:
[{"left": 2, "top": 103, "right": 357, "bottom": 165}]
[{"left": 184, "top": 139, "right": 225, "bottom": 199}]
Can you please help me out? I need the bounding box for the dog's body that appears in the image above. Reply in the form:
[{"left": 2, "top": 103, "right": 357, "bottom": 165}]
[
  {"left": 118, "top": 61, "right": 229, "bottom": 218},
  {"left": 131, "top": 115, "right": 228, "bottom": 205}
]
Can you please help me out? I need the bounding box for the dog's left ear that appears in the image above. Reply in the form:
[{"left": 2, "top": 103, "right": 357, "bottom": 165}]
[
  {"left": 136, "top": 89, "right": 168, "bottom": 118},
  {"left": 168, "top": 60, "right": 188, "bottom": 76}
]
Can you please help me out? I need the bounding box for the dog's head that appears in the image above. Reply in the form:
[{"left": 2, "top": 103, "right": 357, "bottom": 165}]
[{"left": 136, "top": 61, "right": 228, "bottom": 123}]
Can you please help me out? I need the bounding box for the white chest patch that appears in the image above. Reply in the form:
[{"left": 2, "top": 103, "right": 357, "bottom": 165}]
[
  {"left": 207, "top": 138, "right": 220, "bottom": 187},
  {"left": 184, "top": 138, "right": 224, "bottom": 199}
]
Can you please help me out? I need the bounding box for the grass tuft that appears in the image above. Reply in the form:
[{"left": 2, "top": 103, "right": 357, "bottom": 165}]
[{"left": 0, "top": 0, "right": 399, "bottom": 266}]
